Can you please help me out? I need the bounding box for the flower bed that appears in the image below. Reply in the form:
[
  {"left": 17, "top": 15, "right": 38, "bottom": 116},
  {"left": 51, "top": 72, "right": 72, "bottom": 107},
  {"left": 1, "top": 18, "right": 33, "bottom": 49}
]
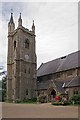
[{"left": 52, "top": 101, "right": 71, "bottom": 106}]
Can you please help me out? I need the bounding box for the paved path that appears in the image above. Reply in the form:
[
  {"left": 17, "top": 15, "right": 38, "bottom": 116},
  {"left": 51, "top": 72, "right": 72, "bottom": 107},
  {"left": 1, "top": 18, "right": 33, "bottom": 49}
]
[{"left": 1, "top": 102, "right": 79, "bottom": 118}]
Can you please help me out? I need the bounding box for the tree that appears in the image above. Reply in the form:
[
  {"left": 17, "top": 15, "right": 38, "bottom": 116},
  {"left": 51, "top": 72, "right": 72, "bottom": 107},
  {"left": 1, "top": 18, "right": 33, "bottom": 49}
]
[
  {"left": 2, "top": 75, "right": 7, "bottom": 101},
  {"left": 0, "top": 66, "right": 7, "bottom": 101}
]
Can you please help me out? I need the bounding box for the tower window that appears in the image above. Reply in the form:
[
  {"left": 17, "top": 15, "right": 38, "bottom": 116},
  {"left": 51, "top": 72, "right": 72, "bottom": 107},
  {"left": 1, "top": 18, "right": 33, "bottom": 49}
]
[
  {"left": 14, "top": 41, "right": 16, "bottom": 50},
  {"left": 26, "top": 89, "right": 28, "bottom": 95},
  {"left": 28, "top": 68, "right": 30, "bottom": 74},
  {"left": 24, "top": 69, "right": 26, "bottom": 73},
  {"left": 25, "top": 39, "right": 29, "bottom": 49}
]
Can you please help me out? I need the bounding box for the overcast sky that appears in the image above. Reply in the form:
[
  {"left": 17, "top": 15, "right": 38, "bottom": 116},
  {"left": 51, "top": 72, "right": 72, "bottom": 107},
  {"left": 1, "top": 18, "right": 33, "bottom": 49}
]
[{"left": 0, "top": 1, "right": 78, "bottom": 72}]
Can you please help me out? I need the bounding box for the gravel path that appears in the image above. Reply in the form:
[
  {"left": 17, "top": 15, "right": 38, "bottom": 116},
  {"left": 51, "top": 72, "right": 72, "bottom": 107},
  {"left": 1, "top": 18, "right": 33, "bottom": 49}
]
[{"left": 1, "top": 102, "right": 79, "bottom": 118}]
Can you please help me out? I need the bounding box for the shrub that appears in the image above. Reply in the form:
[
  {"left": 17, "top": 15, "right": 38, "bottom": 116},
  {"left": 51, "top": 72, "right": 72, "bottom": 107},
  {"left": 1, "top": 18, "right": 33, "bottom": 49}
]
[
  {"left": 15, "top": 99, "right": 21, "bottom": 103},
  {"left": 69, "top": 94, "right": 80, "bottom": 105},
  {"left": 31, "top": 98, "right": 37, "bottom": 102},
  {"left": 55, "top": 92, "right": 62, "bottom": 102},
  {"left": 38, "top": 94, "right": 47, "bottom": 103}
]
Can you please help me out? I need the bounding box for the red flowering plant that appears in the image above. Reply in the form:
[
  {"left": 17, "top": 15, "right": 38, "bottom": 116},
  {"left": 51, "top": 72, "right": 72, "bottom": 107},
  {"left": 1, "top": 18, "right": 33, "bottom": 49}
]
[{"left": 51, "top": 92, "right": 62, "bottom": 105}]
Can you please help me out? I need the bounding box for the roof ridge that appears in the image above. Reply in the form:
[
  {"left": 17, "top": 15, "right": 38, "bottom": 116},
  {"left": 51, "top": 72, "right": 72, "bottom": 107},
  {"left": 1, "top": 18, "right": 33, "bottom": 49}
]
[{"left": 39, "top": 50, "right": 80, "bottom": 66}]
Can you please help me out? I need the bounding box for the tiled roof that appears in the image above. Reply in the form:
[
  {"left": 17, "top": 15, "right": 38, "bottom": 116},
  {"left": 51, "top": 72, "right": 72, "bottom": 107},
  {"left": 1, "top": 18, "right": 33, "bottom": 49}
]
[
  {"left": 37, "top": 51, "right": 80, "bottom": 77},
  {"left": 37, "top": 76, "right": 80, "bottom": 93},
  {"left": 53, "top": 80, "right": 65, "bottom": 94},
  {"left": 64, "top": 76, "right": 80, "bottom": 88}
]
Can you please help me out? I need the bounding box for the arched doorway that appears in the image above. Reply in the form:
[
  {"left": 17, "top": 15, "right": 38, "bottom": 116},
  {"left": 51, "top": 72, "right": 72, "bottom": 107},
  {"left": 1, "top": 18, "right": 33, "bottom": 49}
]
[
  {"left": 51, "top": 89, "right": 56, "bottom": 98},
  {"left": 47, "top": 87, "right": 56, "bottom": 102}
]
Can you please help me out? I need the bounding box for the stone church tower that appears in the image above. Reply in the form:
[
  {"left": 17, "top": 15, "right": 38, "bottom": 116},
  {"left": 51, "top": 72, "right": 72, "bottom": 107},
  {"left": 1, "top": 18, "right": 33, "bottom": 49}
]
[{"left": 7, "top": 13, "right": 37, "bottom": 102}]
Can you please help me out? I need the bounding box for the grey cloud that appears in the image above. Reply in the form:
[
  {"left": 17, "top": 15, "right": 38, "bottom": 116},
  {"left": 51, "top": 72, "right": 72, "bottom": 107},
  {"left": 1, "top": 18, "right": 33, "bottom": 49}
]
[{"left": 1, "top": 2, "right": 78, "bottom": 69}]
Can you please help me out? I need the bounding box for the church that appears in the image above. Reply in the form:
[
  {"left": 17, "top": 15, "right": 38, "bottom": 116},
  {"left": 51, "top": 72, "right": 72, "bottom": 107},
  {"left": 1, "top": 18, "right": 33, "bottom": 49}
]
[
  {"left": 37, "top": 51, "right": 80, "bottom": 100},
  {"left": 7, "top": 13, "right": 80, "bottom": 102}
]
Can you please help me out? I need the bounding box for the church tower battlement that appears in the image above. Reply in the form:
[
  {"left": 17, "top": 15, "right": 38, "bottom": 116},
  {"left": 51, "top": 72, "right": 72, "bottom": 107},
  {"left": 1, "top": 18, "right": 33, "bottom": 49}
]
[{"left": 7, "top": 13, "right": 37, "bottom": 102}]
